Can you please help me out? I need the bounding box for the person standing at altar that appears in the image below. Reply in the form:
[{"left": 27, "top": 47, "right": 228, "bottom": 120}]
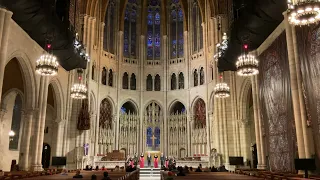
[
  {"left": 165, "top": 156, "right": 169, "bottom": 168},
  {"left": 154, "top": 155, "right": 159, "bottom": 168},
  {"left": 139, "top": 153, "right": 145, "bottom": 168},
  {"left": 147, "top": 153, "right": 152, "bottom": 167},
  {"left": 130, "top": 157, "right": 134, "bottom": 168},
  {"left": 160, "top": 153, "right": 165, "bottom": 167}
]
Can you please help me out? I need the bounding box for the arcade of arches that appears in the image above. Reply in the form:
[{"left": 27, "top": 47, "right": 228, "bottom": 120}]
[{"left": 0, "top": 0, "right": 319, "bottom": 174}]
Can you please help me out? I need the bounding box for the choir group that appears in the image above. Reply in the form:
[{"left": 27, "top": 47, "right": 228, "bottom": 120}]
[{"left": 126, "top": 153, "right": 176, "bottom": 169}]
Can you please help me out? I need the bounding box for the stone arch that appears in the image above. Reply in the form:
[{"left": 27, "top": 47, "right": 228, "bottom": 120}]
[
  {"left": 144, "top": 100, "right": 163, "bottom": 111},
  {"left": 239, "top": 78, "right": 252, "bottom": 121},
  {"left": 208, "top": 90, "right": 215, "bottom": 110},
  {"left": 168, "top": 100, "right": 186, "bottom": 114},
  {"left": 48, "top": 79, "right": 64, "bottom": 121},
  {"left": 6, "top": 52, "right": 37, "bottom": 109},
  {"left": 1, "top": 89, "right": 25, "bottom": 111},
  {"left": 192, "top": 97, "right": 206, "bottom": 128},
  {"left": 90, "top": 91, "right": 97, "bottom": 112},
  {"left": 119, "top": 99, "right": 139, "bottom": 114},
  {"left": 191, "top": 96, "right": 206, "bottom": 111},
  {"left": 100, "top": 96, "right": 116, "bottom": 114}
]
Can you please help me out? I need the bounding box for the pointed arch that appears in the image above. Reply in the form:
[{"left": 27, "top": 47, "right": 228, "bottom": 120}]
[
  {"left": 171, "top": 73, "right": 177, "bottom": 90},
  {"left": 155, "top": 74, "right": 161, "bottom": 91},
  {"left": 146, "top": 74, "right": 153, "bottom": 91},
  {"left": 239, "top": 78, "right": 253, "bottom": 120},
  {"left": 130, "top": 73, "right": 136, "bottom": 90},
  {"left": 178, "top": 72, "right": 184, "bottom": 89},
  {"left": 123, "top": 72, "right": 129, "bottom": 89},
  {"left": 102, "top": 67, "right": 107, "bottom": 85},
  {"left": 108, "top": 69, "right": 113, "bottom": 87},
  {"left": 48, "top": 79, "right": 65, "bottom": 121},
  {"left": 192, "top": 97, "right": 206, "bottom": 128},
  {"left": 99, "top": 98, "right": 114, "bottom": 129}
]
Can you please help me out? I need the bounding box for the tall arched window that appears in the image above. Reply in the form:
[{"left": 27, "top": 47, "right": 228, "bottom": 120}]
[
  {"left": 102, "top": 67, "right": 107, "bottom": 85},
  {"left": 108, "top": 69, "right": 113, "bottom": 87},
  {"left": 92, "top": 64, "right": 95, "bottom": 81},
  {"left": 130, "top": 73, "right": 136, "bottom": 90},
  {"left": 147, "top": 74, "right": 153, "bottom": 91},
  {"left": 178, "top": 72, "right": 184, "bottom": 89},
  {"left": 170, "top": 0, "right": 184, "bottom": 58},
  {"left": 200, "top": 67, "right": 204, "bottom": 85},
  {"left": 103, "top": 0, "right": 115, "bottom": 53},
  {"left": 192, "top": 0, "right": 203, "bottom": 53},
  {"left": 194, "top": 69, "right": 198, "bottom": 87},
  {"left": 123, "top": 72, "right": 129, "bottom": 89},
  {"left": 9, "top": 95, "right": 22, "bottom": 150},
  {"left": 147, "top": 0, "right": 161, "bottom": 60},
  {"left": 155, "top": 74, "right": 161, "bottom": 91},
  {"left": 171, "top": 73, "right": 177, "bottom": 90},
  {"left": 124, "top": 0, "right": 137, "bottom": 58}
]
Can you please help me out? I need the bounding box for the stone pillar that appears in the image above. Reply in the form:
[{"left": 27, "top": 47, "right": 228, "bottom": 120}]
[
  {"left": 19, "top": 109, "right": 35, "bottom": 170},
  {"left": 0, "top": 9, "right": 12, "bottom": 105},
  {"left": 55, "top": 119, "right": 65, "bottom": 157},
  {"left": 163, "top": 35, "right": 168, "bottom": 154},
  {"left": 139, "top": 35, "right": 145, "bottom": 153},
  {"left": 222, "top": 98, "right": 229, "bottom": 165},
  {"left": 251, "top": 76, "right": 263, "bottom": 169},
  {"left": 291, "top": 25, "right": 313, "bottom": 158},
  {"left": 283, "top": 12, "right": 306, "bottom": 158},
  {"left": 31, "top": 76, "right": 49, "bottom": 171},
  {"left": 63, "top": 71, "right": 74, "bottom": 155}
]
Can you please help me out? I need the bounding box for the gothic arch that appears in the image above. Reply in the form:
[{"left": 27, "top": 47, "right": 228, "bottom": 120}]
[
  {"left": 191, "top": 96, "right": 206, "bottom": 112},
  {"left": 1, "top": 89, "right": 25, "bottom": 111},
  {"left": 192, "top": 97, "right": 206, "bottom": 128},
  {"left": 6, "top": 52, "right": 36, "bottom": 109},
  {"left": 239, "top": 78, "right": 253, "bottom": 121},
  {"left": 144, "top": 100, "right": 163, "bottom": 111},
  {"left": 48, "top": 79, "right": 65, "bottom": 121},
  {"left": 99, "top": 96, "right": 116, "bottom": 114},
  {"left": 90, "top": 91, "right": 97, "bottom": 112},
  {"left": 119, "top": 99, "right": 139, "bottom": 114},
  {"left": 168, "top": 100, "right": 186, "bottom": 114},
  {"left": 208, "top": 91, "right": 215, "bottom": 110}
]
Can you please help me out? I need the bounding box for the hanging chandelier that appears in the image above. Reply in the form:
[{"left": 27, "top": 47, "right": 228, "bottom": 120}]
[
  {"left": 236, "top": 44, "right": 259, "bottom": 76},
  {"left": 214, "top": 33, "right": 228, "bottom": 62},
  {"left": 36, "top": 43, "right": 59, "bottom": 76},
  {"left": 71, "top": 69, "right": 88, "bottom": 99},
  {"left": 214, "top": 75, "right": 230, "bottom": 98},
  {"left": 74, "top": 33, "right": 90, "bottom": 62},
  {"left": 288, "top": 0, "right": 320, "bottom": 26}
]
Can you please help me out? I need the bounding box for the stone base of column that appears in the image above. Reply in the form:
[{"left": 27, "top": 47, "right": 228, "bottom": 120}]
[
  {"left": 257, "top": 164, "right": 267, "bottom": 170},
  {"left": 31, "top": 164, "right": 43, "bottom": 172}
]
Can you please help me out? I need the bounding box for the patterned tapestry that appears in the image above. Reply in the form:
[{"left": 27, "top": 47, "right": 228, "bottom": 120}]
[
  {"left": 258, "top": 32, "right": 296, "bottom": 172},
  {"left": 193, "top": 98, "right": 206, "bottom": 128},
  {"left": 99, "top": 98, "right": 113, "bottom": 129},
  {"left": 296, "top": 24, "right": 320, "bottom": 172},
  {"left": 77, "top": 99, "right": 90, "bottom": 130}
]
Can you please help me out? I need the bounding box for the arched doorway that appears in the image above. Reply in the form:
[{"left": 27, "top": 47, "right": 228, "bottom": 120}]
[{"left": 42, "top": 143, "right": 51, "bottom": 168}]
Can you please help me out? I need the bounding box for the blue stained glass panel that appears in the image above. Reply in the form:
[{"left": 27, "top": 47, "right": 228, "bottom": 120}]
[
  {"left": 155, "top": 127, "right": 160, "bottom": 147},
  {"left": 147, "top": 127, "right": 152, "bottom": 147}
]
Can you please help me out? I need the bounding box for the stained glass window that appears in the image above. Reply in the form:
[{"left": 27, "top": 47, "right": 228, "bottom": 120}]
[
  {"left": 170, "top": 0, "right": 184, "bottom": 58},
  {"left": 124, "top": 0, "right": 137, "bottom": 58},
  {"left": 147, "top": 74, "right": 153, "bottom": 91},
  {"left": 155, "top": 74, "right": 161, "bottom": 91},
  {"left": 123, "top": 72, "right": 129, "bottom": 89},
  {"left": 192, "top": 0, "right": 203, "bottom": 53},
  {"left": 154, "top": 127, "right": 160, "bottom": 147},
  {"left": 147, "top": 127, "right": 153, "bottom": 147},
  {"left": 179, "top": 72, "right": 184, "bottom": 89},
  {"left": 103, "top": 0, "right": 115, "bottom": 53},
  {"left": 130, "top": 73, "right": 136, "bottom": 90},
  {"left": 147, "top": 0, "right": 161, "bottom": 60}
]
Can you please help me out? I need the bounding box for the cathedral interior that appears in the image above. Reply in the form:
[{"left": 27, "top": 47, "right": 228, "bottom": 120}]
[{"left": 0, "top": 0, "right": 320, "bottom": 177}]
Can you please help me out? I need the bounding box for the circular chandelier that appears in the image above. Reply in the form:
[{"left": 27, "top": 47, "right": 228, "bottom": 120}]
[
  {"left": 36, "top": 53, "right": 59, "bottom": 76},
  {"left": 236, "top": 44, "right": 259, "bottom": 76},
  {"left": 214, "top": 75, "right": 230, "bottom": 98},
  {"left": 288, "top": 0, "right": 320, "bottom": 26},
  {"left": 71, "top": 69, "right": 88, "bottom": 99}
]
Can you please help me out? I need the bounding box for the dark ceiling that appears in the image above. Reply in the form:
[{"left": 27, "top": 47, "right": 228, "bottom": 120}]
[
  {"left": 218, "top": 0, "right": 287, "bottom": 72},
  {"left": 0, "top": 0, "right": 87, "bottom": 71}
]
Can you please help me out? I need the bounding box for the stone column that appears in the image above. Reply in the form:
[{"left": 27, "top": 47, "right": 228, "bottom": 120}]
[
  {"left": 0, "top": 9, "right": 12, "bottom": 105},
  {"left": 251, "top": 76, "right": 263, "bottom": 168},
  {"left": 163, "top": 35, "right": 168, "bottom": 154},
  {"left": 31, "top": 76, "right": 49, "bottom": 171},
  {"left": 291, "top": 25, "right": 313, "bottom": 158},
  {"left": 19, "top": 109, "right": 35, "bottom": 170},
  {"left": 63, "top": 71, "right": 74, "bottom": 155},
  {"left": 222, "top": 98, "right": 229, "bottom": 165},
  {"left": 283, "top": 12, "right": 306, "bottom": 158},
  {"left": 55, "top": 119, "right": 65, "bottom": 157},
  {"left": 139, "top": 35, "right": 145, "bottom": 153}
]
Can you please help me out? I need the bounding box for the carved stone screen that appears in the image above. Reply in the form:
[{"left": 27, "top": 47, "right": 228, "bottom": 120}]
[
  {"left": 258, "top": 32, "right": 296, "bottom": 172},
  {"left": 296, "top": 24, "right": 320, "bottom": 172}
]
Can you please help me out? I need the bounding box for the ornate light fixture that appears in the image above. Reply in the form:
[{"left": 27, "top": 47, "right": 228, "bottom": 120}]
[
  {"left": 71, "top": 69, "right": 88, "bottom": 99},
  {"left": 9, "top": 130, "right": 15, "bottom": 141},
  {"left": 36, "top": 42, "right": 59, "bottom": 76},
  {"left": 236, "top": 44, "right": 259, "bottom": 76},
  {"left": 74, "top": 33, "right": 90, "bottom": 62},
  {"left": 288, "top": 0, "right": 320, "bottom": 26},
  {"left": 214, "top": 33, "right": 228, "bottom": 62},
  {"left": 214, "top": 74, "right": 230, "bottom": 98}
]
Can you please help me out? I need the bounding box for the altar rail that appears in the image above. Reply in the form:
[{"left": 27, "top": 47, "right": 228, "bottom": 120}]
[{"left": 117, "top": 169, "right": 139, "bottom": 180}]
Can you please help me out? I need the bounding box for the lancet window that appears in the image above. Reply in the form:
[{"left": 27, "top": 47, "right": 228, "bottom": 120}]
[
  {"left": 171, "top": 73, "right": 177, "bottom": 90},
  {"left": 200, "top": 67, "right": 204, "bottom": 85},
  {"left": 124, "top": 0, "right": 137, "bottom": 58},
  {"left": 108, "top": 69, "right": 113, "bottom": 87},
  {"left": 170, "top": 0, "right": 184, "bottom": 58},
  {"left": 147, "top": 0, "right": 161, "bottom": 60},
  {"left": 92, "top": 64, "right": 95, "bottom": 81},
  {"left": 123, "top": 72, "right": 129, "bottom": 89},
  {"left": 147, "top": 74, "right": 153, "bottom": 91},
  {"left": 192, "top": 0, "right": 203, "bottom": 53},
  {"left": 130, "top": 73, "right": 136, "bottom": 90},
  {"left": 102, "top": 67, "right": 107, "bottom": 85},
  {"left": 155, "top": 74, "right": 161, "bottom": 91},
  {"left": 103, "top": 0, "right": 115, "bottom": 53},
  {"left": 178, "top": 72, "right": 184, "bottom": 89},
  {"left": 194, "top": 69, "right": 198, "bottom": 87}
]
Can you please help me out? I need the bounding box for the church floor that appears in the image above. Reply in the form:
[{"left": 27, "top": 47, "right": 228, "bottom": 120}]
[{"left": 23, "top": 171, "right": 264, "bottom": 180}]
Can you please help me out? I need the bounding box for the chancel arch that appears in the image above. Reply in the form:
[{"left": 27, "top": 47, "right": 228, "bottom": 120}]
[
  {"left": 98, "top": 98, "right": 115, "bottom": 154},
  {"left": 192, "top": 98, "right": 207, "bottom": 156},
  {"left": 119, "top": 100, "right": 139, "bottom": 156},
  {"left": 168, "top": 101, "right": 187, "bottom": 158},
  {"left": 143, "top": 101, "right": 163, "bottom": 152}
]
